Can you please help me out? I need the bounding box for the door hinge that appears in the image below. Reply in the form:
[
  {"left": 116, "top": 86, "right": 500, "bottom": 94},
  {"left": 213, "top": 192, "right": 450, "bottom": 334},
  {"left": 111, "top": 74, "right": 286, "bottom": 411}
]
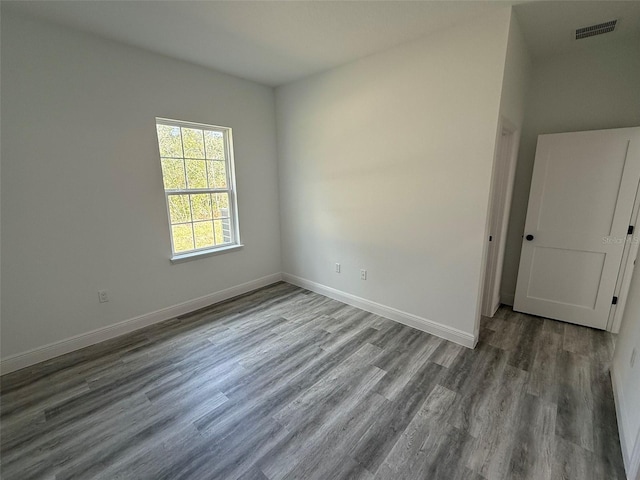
[
  {"left": 612, "top": 296, "right": 618, "bottom": 305},
  {"left": 628, "top": 225, "right": 634, "bottom": 235}
]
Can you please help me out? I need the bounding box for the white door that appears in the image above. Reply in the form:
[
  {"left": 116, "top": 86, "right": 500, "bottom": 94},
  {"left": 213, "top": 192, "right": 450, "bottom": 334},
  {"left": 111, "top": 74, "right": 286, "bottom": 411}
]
[{"left": 514, "top": 127, "right": 640, "bottom": 329}]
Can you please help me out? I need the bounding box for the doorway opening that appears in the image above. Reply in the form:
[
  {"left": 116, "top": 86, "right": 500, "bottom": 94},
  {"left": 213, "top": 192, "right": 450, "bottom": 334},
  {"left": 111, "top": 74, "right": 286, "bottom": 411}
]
[{"left": 482, "top": 119, "right": 519, "bottom": 317}]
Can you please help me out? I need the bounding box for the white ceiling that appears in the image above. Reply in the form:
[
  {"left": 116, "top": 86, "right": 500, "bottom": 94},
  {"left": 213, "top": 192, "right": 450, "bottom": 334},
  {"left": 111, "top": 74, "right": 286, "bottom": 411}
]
[{"left": 4, "top": 1, "right": 640, "bottom": 87}]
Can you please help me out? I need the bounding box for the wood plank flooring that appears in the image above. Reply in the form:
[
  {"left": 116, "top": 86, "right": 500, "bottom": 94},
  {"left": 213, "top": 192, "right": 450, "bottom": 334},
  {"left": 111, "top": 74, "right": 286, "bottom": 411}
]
[{"left": 0, "top": 282, "right": 626, "bottom": 479}]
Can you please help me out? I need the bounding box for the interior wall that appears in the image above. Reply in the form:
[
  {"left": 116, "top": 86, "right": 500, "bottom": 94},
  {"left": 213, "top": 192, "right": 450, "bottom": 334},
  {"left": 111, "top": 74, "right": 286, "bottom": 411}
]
[
  {"left": 485, "top": 12, "right": 532, "bottom": 312},
  {"left": 613, "top": 265, "right": 640, "bottom": 476},
  {"left": 276, "top": 8, "right": 512, "bottom": 341},
  {"left": 501, "top": 38, "right": 640, "bottom": 304},
  {"left": 497, "top": 14, "right": 532, "bottom": 129},
  {"left": 0, "top": 11, "right": 282, "bottom": 359}
]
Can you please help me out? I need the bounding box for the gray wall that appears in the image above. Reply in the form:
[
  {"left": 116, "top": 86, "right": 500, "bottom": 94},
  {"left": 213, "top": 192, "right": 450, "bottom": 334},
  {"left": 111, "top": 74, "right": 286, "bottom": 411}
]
[
  {"left": 276, "top": 8, "right": 512, "bottom": 341},
  {"left": 1, "top": 11, "right": 282, "bottom": 358},
  {"left": 489, "top": 12, "right": 532, "bottom": 313}
]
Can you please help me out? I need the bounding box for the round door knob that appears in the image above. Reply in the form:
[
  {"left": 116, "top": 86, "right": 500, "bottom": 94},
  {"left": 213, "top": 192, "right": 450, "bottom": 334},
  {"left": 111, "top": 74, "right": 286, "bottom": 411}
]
[{"left": 526, "top": 234, "right": 534, "bottom": 241}]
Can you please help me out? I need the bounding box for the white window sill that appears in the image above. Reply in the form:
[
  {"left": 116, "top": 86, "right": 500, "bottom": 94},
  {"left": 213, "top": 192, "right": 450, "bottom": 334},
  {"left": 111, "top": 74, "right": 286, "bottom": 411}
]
[{"left": 170, "top": 244, "right": 244, "bottom": 264}]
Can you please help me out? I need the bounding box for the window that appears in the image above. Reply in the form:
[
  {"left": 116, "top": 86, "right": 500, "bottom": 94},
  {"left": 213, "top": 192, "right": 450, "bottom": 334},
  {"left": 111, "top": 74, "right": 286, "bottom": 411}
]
[{"left": 155, "top": 118, "right": 240, "bottom": 260}]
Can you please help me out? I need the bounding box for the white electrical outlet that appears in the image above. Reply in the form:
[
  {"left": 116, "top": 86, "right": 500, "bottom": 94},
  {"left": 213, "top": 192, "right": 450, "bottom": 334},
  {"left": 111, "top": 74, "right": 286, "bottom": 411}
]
[
  {"left": 335, "top": 263, "right": 341, "bottom": 273},
  {"left": 360, "top": 269, "right": 367, "bottom": 280},
  {"left": 98, "top": 290, "right": 109, "bottom": 303},
  {"left": 631, "top": 348, "right": 637, "bottom": 368}
]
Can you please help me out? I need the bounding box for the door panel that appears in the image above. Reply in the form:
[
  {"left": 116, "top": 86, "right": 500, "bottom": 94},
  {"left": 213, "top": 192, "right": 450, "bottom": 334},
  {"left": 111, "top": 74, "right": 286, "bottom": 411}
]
[
  {"left": 527, "top": 247, "right": 605, "bottom": 308},
  {"left": 535, "top": 138, "right": 629, "bottom": 235},
  {"left": 514, "top": 127, "right": 640, "bottom": 329}
]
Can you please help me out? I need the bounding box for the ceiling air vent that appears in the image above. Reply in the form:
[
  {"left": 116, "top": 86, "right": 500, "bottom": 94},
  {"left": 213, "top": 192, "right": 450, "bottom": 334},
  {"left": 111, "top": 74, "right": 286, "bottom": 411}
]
[{"left": 575, "top": 20, "right": 617, "bottom": 40}]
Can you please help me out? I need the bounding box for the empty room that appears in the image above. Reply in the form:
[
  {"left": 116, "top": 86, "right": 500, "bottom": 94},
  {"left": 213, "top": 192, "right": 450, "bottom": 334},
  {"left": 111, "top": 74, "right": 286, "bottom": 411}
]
[{"left": 1, "top": 1, "right": 640, "bottom": 479}]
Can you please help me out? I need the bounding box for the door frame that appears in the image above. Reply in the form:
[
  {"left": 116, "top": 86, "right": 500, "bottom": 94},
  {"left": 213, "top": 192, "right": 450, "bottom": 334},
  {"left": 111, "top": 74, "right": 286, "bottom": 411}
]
[
  {"left": 482, "top": 117, "right": 520, "bottom": 317},
  {"left": 608, "top": 176, "right": 640, "bottom": 332}
]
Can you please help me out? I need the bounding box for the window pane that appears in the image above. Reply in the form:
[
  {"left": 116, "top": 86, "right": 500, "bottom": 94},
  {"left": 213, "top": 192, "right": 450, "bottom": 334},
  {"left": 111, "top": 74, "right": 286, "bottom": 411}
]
[
  {"left": 207, "top": 161, "right": 228, "bottom": 189},
  {"left": 186, "top": 160, "right": 207, "bottom": 189},
  {"left": 156, "top": 120, "right": 238, "bottom": 256},
  {"left": 212, "top": 193, "right": 230, "bottom": 219},
  {"left": 172, "top": 224, "right": 194, "bottom": 252},
  {"left": 214, "top": 219, "right": 224, "bottom": 245},
  {"left": 161, "top": 158, "right": 186, "bottom": 190},
  {"left": 205, "top": 130, "right": 225, "bottom": 159},
  {"left": 168, "top": 194, "right": 191, "bottom": 224},
  {"left": 194, "top": 221, "right": 215, "bottom": 249},
  {"left": 181, "top": 127, "right": 205, "bottom": 159},
  {"left": 156, "top": 124, "right": 183, "bottom": 157},
  {"left": 191, "top": 194, "right": 212, "bottom": 221}
]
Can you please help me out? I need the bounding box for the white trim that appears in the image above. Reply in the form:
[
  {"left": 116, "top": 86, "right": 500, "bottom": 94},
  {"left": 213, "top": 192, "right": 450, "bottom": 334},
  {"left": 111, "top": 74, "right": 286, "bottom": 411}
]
[
  {"left": 170, "top": 244, "right": 244, "bottom": 263},
  {"left": 156, "top": 117, "right": 229, "bottom": 132},
  {"left": 612, "top": 367, "right": 640, "bottom": 480},
  {"left": 0, "top": 273, "right": 283, "bottom": 375},
  {"left": 282, "top": 273, "right": 477, "bottom": 348},
  {"left": 608, "top": 175, "right": 640, "bottom": 333},
  {"left": 1, "top": 272, "right": 478, "bottom": 375},
  {"left": 482, "top": 118, "right": 519, "bottom": 318}
]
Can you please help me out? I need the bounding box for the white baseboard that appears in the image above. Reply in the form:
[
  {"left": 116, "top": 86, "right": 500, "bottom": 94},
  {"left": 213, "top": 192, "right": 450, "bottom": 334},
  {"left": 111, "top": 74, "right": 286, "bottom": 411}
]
[
  {"left": 612, "top": 367, "right": 640, "bottom": 480},
  {"left": 0, "top": 273, "right": 283, "bottom": 375},
  {"left": 282, "top": 273, "right": 477, "bottom": 348},
  {"left": 2, "top": 272, "right": 477, "bottom": 375}
]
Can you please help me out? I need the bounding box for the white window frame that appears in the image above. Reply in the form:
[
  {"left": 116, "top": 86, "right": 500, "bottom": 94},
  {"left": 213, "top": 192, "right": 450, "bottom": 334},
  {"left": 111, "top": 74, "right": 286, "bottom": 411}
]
[{"left": 155, "top": 117, "right": 242, "bottom": 262}]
